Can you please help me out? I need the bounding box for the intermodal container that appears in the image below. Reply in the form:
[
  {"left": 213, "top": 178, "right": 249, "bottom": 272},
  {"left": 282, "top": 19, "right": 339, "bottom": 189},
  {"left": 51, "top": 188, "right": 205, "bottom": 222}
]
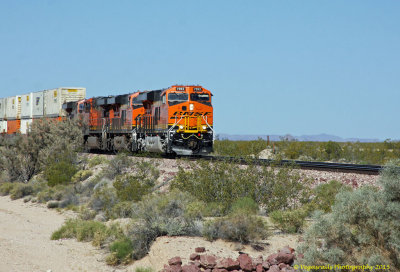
[
  {"left": 32, "top": 91, "right": 44, "bottom": 118},
  {"left": 44, "top": 87, "right": 86, "bottom": 117},
  {"left": 0, "top": 98, "right": 6, "bottom": 120},
  {"left": 7, "top": 119, "right": 20, "bottom": 134},
  {"left": 5, "top": 96, "right": 21, "bottom": 120},
  {"left": 20, "top": 118, "right": 33, "bottom": 134},
  {"left": 21, "top": 92, "right": 33, "bottom": 119},
  {"left": 0, "top": 120, "right": 7, "bottom": 133}
]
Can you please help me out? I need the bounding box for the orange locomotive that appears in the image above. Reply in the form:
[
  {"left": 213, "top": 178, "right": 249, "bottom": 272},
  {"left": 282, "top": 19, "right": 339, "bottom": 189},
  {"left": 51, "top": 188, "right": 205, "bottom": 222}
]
[{"left": 63, "top": 85, "right": 214, "bottom": 155}]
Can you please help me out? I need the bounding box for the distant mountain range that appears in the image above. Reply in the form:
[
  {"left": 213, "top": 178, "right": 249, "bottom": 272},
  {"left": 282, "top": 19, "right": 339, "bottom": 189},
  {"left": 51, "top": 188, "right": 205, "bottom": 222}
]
[{"left": 216, "top": 133, "right": 382, "bottom": 142}]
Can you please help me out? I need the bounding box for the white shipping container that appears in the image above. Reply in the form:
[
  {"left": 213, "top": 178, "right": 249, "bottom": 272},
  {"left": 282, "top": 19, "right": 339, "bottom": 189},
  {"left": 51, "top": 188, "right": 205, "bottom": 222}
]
[
  {"left": 5, "top": 96, "right": 21, "bottom": 120},
  {"left": 0, "top": 98, "right": 6, "bottom": 120},
  {"left": 21, "top": 92, "right": 33, "bottom": 119},
  {"left": 20, "top": 119, "right": 33, "bottom": 134},
  {"left": 32, "top": 91, "right": 44, "bottom": 118},
  {"left": 0, "top": 120, "right": 7, "bottom": 133},
  {"left": 44, "top": 87, "right": 86, "bottom": 117}
]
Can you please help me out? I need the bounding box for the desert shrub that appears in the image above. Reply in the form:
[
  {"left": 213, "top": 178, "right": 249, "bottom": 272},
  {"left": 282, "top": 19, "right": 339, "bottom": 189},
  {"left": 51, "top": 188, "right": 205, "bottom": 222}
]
[
  {"left": 185, "top": 200, "right": 206, "bottom": 219},
  {"left": 113, "top": 160, "right": 159, "bottom": 202},
  {"left": 213, "top": 138, "right": 267, "bottom": 157},
  {"left": 323, "top": 141, "right": 342, "bottom": 161},
  {"left": 88, "top": 155, "right": 108, "bottom": 167},
  {"left": 126, "top": 190, "right": 202, "bottom": 259},
  {"left": 44, "top": 152, "right": 78, "bottom": 187},
  {"left": 110, "top": 201, "right": 136, "bottom": 219},
  {"left": 309, "top": 180, "right": 352, "bottom": 213},
  {"left": 71, "top": 170, "right": 92, "bottom": 183},
  {"left": 36, "top": 187, "right": 56, "bottom": 203},
  {"left": 172, "top": 160, "right": 311, "bottom": 214},
  {"left": 78, "top": 206, "right": 97, "bottom": 220},
  {"left": 297, "top": 162, "right": 400, "bottom": 269},
  {"left": 113, "top": 174, "right": 153, "bottom": 202},
  {"left": 52, "top": 219, "right": 127, "bottom": 260},
  {"left": 203, "top": 210, "right": 268, "bottom": 243},
  {"left": 203, "top": 202, "right": 226, "bottom": 217},
  {"left": 109, "top": 238, "right": 133, "bottom": 263},
  {"left": 10, "top": 183, "right": 34, "bottom": 200},
  {"left": 135, "top": 267, "right": 154, "bottom": 272},
  {"left": 89, "top": 186, "right": 118, "bottom": 219},
  {"left": 105, "top": 153, "right": 131, "bottom": 179},
  {"left": 0, "top": 119, "right": 82, "bottom": 182},
  {"left": 0, "top": 182, "right": 15, "bottom": 196},
  {"left": 51, "top": 219, "right": 107, "bottom": 242},
  {"left": 47, "top": 201, "right": 59, "bottom": 209},
  {"left": 230, "top": 197, "right": 258, "bottom": 214},
  {"left": 269, "top": 208, "right": 308, "bottom": 233}
]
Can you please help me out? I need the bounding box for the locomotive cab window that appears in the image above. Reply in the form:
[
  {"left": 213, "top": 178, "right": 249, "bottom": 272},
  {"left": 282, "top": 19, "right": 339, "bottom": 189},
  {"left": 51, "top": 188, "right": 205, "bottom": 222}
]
[
  {"left": 162, "top": 94, "right": 166, "bottom": 104},
  {"left": 190, "top": 93, "right": 210, "bottom": 102},
  {"left": 168, "top": 93, "right": 188, "bottom": 102}
]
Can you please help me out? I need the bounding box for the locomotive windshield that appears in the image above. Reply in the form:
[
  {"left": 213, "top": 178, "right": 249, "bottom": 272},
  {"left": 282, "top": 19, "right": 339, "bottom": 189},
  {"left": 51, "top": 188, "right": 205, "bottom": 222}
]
[
  {"left": 190, "top": 93, "right": 210, "bottom": 102},
  {"left": 168, "top": 93, "right": 188, "bottom": 102}
]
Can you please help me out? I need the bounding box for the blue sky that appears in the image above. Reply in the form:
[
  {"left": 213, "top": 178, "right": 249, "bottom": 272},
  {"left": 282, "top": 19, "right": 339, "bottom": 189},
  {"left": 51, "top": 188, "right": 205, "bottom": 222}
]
[{"left": 0, "top": 1, "right": 399, "bottom": 140}]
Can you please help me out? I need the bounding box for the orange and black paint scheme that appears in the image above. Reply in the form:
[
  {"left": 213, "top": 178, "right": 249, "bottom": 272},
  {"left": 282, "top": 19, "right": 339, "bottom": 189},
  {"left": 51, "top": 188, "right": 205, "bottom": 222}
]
[{"left": 63, "top": 85, "right": 213, "bottom": 155}]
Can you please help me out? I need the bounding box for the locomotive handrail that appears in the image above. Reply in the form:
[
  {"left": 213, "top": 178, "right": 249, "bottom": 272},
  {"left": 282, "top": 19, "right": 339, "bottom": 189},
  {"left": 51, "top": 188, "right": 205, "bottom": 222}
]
[
  {"left": 202, "top": 115, "right": 213, "bottom": 133},
  {"left": 168, "top": 116, "right": 183, "bottom": 133}
]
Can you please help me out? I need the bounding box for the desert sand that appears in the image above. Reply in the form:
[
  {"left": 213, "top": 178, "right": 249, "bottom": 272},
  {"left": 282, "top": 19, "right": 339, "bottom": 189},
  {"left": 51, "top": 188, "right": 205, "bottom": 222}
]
[
  {"left": 0, "top": 196, "right": 114, "bottom": 272},
  {"left": 0, "top": 196, "right": 299, "bottom": 272}
]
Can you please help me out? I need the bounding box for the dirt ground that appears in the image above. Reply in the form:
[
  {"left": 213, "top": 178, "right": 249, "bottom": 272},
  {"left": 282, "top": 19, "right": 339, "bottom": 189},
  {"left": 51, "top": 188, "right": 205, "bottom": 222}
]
[
  {"left": 0, "top": 195, "right": 299, "bottom": 272},
  {"left": 0, "top": 196, "right": 114, "bottom": 272}
]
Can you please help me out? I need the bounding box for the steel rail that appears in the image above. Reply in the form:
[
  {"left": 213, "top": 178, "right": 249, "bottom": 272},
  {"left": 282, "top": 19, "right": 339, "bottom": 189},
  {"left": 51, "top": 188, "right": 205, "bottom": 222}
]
[{"left": 197, "top": 155, "right": 383, "bottom": 175}]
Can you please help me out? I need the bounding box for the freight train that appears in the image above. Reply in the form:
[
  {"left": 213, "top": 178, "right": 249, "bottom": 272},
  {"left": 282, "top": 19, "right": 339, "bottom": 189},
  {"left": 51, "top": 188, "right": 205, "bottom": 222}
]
[{"left": 0, "top": 85, "right": 214, "bottom": 156}]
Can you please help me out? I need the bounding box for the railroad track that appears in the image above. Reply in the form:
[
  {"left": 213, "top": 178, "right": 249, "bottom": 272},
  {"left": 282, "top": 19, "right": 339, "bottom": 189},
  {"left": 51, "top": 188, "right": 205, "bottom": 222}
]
[
  {"left": 198, "top": 156, "right": 383, "bottom": 175},
  {"left": 84, "top": 151, "right": 383, "bottom": 175}
]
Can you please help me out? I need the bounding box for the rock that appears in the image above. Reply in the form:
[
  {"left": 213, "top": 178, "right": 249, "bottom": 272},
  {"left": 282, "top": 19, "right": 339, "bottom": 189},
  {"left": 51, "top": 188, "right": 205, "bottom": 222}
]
[
  {"left": 170, "top": 265, "right": 183, "bottom": 272},
  {"left": 253, "top": 255, "right": 263, "bottom": 265},
  {"left": 182, "top": 264, "right": 201, "bottom": 272},
  {"left": 256, "top": 264, "right": 264, "bottom": 272},
  {"left": 268, "top": 265, "right": 280, "bottom": 272},
  {"left": 279, "top": 246, "right": 295, "bottom": 255},
  {"left": 279, "top": 263, "right": 287, "bottom": 269},
  {"left": 238, "top": 254, "right": 254, "bottom": 272},
  {"left": 261, "top": 261, "right": 270, "bottom": 270},
  {"left": 195, "top": 247, "right": 206, "bottom": 253},
  {"left": 216, "top": 258, "right": 240, "bottom": 270},
  {"left": 204, "top": 269, "right": 212, "bottom": 272},
  {"left": 281, "top": 267, "right": 295, "bottom": 272},
  {"left": 169, "top": 257, "right": 183, "bottom": 266},
  {"left": 190, "top": 253, "right": 200, "bottom": 261},
  {"left": 194, "top": 260, "right": 201, "bottom": 267},
  {"left": 163, "top": 265, "right": 183, "bottom": 272},
  {"left": 212, "top": 269, "right": 229, "bottom": 272},
  {"left": 200, "top": 255, "right": 217, "bottom": 269},
  {"left": 276, "top": 252, "right": 295, "bottom": 265},
  {"left": 266, "top": 253, "right": 279, "bottom": 265}
]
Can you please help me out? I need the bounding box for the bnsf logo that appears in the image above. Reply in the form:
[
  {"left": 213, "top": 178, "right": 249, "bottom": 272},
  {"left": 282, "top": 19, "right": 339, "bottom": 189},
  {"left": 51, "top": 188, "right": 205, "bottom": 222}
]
[{"left": 171, "top": 111, "right": 211, "bottom": 117}]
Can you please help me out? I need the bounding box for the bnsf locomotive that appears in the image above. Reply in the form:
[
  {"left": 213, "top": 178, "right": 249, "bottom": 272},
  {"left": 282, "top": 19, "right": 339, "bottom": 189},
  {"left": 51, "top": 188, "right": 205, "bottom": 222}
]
[
  {"left": 64, "top": 85, "right": 214, "bottom": 155},
  {"left": 0, "top": 85, "right": 214, "bottom": 156}
]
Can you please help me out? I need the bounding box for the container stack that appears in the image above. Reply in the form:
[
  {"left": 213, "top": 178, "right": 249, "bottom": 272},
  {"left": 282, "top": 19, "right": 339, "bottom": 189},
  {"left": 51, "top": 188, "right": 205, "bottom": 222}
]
[{"left": 0, "top": 87, "right": 86, "bottom": 134}]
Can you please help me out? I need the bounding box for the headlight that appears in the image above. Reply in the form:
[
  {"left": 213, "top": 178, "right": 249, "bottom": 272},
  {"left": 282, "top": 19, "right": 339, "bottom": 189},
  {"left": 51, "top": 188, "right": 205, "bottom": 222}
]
[
  {"left": 202, "top": 125, "right": 207, "bottom": 130},
  {"left": 190, "top": 104, "right": 194, "bottom": 111},
  {"left": 179, "top": 125, "right": 184, "bottom": 129}
]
